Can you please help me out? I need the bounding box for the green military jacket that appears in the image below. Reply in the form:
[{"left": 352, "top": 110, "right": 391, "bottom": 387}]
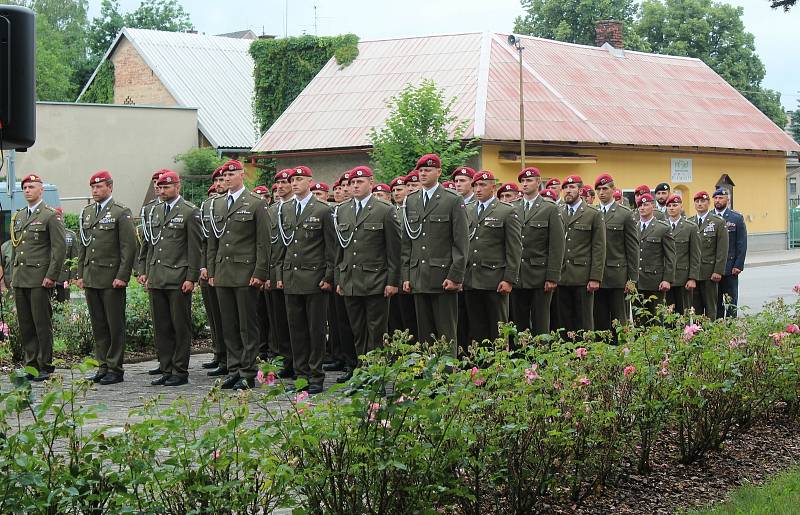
[
  {"left": 268, "top": 199, "right": 290, "bottom": 284},
  {"left": 57, "top": 228, "right": 79, "bottom": 283},
  {"left": 631, "top": 208, "right": 666, "bottom": 222},
  {"left": 144, "top": 197, "right": 202, "bottom": 289},
  {"left": 198, "top": 194, "right": 217, "bottom": 274},
  {"left": 668, "top": 217, "right": 701, "bottom": 287},
  {"left": 1, "top": 240, "right": 12, "bottom": 288},
  {"left": 206, "top": 189, "right": 271, "bottom": 287},
  {"left": 599, "top": 201, "right": 639, "bottom": 289},
  {"left": 560, "top": 201, "right": 606, "bottom": 286},
  {"left": 10, "top": 203, "right": 66, "bottom": 288},
  {"left": 515, "top": 195, "right": 564, "bottom": 289},
  {"left": 334, "top": 195, "right": 402, "bottom": 296},
  {"left": 687, "top": 213, "right": 729, "bottom": 279},
  {"left": 276, "top": 194, "right": 336, "bottom": 294},
  {"left": 463, "top": 198, "right": 522, "bottom": 290},
  {"left": 400, "top": 185, "right": 469, "bottom": 293},
  {"left": 77, "top": 198, "right": 137, "bottom": 289},
  {"left": 636, "top": 218, "right": 676, "bottom": 291},
  {"left": 136, "top": 198, "right": 162, "bottom": 275}
]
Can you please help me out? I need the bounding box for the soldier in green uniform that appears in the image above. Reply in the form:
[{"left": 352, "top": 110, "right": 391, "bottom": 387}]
[
  {"left": 451, "top": 166, "right": 475, "bottom": 353},
  {"left": 632, "top": 185, "right": 666, "bottom": 222},
  {"left": 206, "top": 160, "right": 271, "bottom": 391},
  {"left": 511, "top": 167, "right": 564, "bottom": 336},
  {"left": 665, "top": 194, "right": 700, "bottom": 314},
  {"left": 688, "top": 191, "right": 728, "bottom": 319},
  {"left": 78, "top": 171, "right": 137, "bottom": 385},
  {"left": 559, "top": 175, "right": 606, "bottom": 332},
  {"left": 388, "top": 176, "right": 418, "bottom": 337},
  {"left": 201, "top": 169, "right": 229, "bottom": 375},
  {"left": 634, "top": 194, "right": 676, "bottom": 323},
  {"left": 463, "top": 171, "right": 521, "bottom": 343},
  {"left": 7, "top": 174, "right": 66, "bottom": 381},
  {"left": 142, "top": 171, "right": 202, "bottom": 386},
  {"left": 401, "top": 154, "right": 469, "bottom": 354},
  {"left": 334, "top": 166, "right": 401, "bottom": 376},
  {"left": 267, "top": 169, "right": 296, "bottom": 378},
  {"left": 276, "top": 166, "right": 336, "bottom": 394},
  {"left": 593, "top": 173, "right": 639, "bottom": 332},
  {"left": 54, "top": 207, "right": 78, "bottom": 302},
  {"left": 253, "top": 184, "right": 274, "bottom": 359},
  {"left": 0, "top": 240, "right": 12, "bottom": 289}
]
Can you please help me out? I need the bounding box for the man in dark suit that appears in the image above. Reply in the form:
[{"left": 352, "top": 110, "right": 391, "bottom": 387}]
[{"left": 713, "top": 188, "right": 747, "bottom": 318}]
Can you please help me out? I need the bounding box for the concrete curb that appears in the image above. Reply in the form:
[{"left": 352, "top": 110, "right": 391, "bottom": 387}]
[{"left": 745, "top": 256, "right": 800, "bottom": 268}]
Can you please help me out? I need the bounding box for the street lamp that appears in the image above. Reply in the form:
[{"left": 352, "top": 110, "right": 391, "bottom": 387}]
[{"left": 508, "top": 34, "right": 525, "bottom": 168}]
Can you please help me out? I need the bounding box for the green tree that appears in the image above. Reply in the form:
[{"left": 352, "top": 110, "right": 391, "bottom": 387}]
[
  {"left": 368, "top": 80, "right": 479, "bottom": 185},
  {"left": 174, "top": 147, "right": 224, "bottom": 176},
  {"left": 790, "top": 105, "right": 800, "bottom": 144}
]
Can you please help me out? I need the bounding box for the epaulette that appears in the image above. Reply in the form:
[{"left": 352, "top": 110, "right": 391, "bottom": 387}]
[
  {"left": 708, "top": 213, "right": 725, "bottom": 222},
  {"left": 655, "top": 219, "right": 670, "bottom": 228},
  {"left": 248, "top": 191, "right": 264, "bottom": 201},
  {"left": 183, "top": 200, "right": 198, "bottom": 210},
  {"left": 585, "top": 204, "right": 600, "bottom": 212},
  {"left": 499, "top": 200, "right": 514, "bottom": 207},
  {"left": 615, "top": 202, "right": 632, "bottom": 211},
  {"left": 374, "top": 197, "right": 392, "bottom": 207}
]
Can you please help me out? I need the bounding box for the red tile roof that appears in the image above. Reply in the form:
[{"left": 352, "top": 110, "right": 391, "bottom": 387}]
[{"left": 252, "top": 32, "right": 799, "bottom": 153}]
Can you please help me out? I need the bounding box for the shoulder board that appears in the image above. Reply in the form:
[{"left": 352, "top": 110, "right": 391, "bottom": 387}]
[
  {"left": 656, "top": 219, "right": 670, "bottom": 227},
  {"left": 112, "top": 200, "right": 129, "bottom": 209},
  {"left": 183, "top": 200, "right": 198, "bottom": 210},
  {"left": 682, "top": 218, "right": 698, "bottom": 227},
  {"left": 615, "top": 203, "right": 631, "bottom": 212},
  {"left": 408, "top": 190, "right": 422, "bottom": 198},
  {"left": 585, "top": 204, "right": 599, "bottom": 212},
  {"left": 440, "top": 187, "right": 459, "bottom": 197},
  {"left": 15, "top": 207, "right": 26, "bottom": 213},
  {"left": 708, "top": 213, "right": 725, "bottom": 222},
  {"left": 730, "top": 210, "right": 743, "bottom": 217},
  {"left": 336, "top": 200, "right": 351, "bottom": 207},
  {"left": 40, "top": 204, "right": 56, "bottom": 213},
  {"left": 465, "top": 199, "right": 477, "bottom": 207},
  {"left": 374, "top": 197, "right": 392, "bottom": 207},
  {"left": 499, "top": 200, "right": 514, "bottom": 207},
  {"left": 144, "top": 198, "right": 159, "bottom": 207},
  {"left": 248, "top": 191, "right": 264, "bottom": 200}
]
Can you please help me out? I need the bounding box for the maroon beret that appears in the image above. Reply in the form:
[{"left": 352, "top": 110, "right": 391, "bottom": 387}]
[
  {"left": 156, "top": 170, "right": 180, "bottom": 186},
  {"left": 634, "top": 184, "right": 651, "bottom": 196},
  {"left": 373, "top": 183, "right": 391, "bottom": 193},
  {"left": 89, "top": 170, "right": 112, "bottom": 185},
  {"left": 21, "top": 173, "right": 43, "bottom": 187},
  {"left": 636, "top": 193, "right": 654, "bottom": 207},
  {"left": 518, "top": 167, "right": 541, "bottom": 181},
  {"left": 311, "top": 182, "right": 329, "bottom": 192},
  {"left": 350, "top": 166, "right": 373, "bottom": 178},
  {"left": 694, "top": 191, "right": 710, "bottom": 201},
  {"left": 415, "top": 153, "right": 442, "bottom": 170},
  {"left": 472, "top": 170, "right": 496, "bottom": 185},
  {"left": 666, "top": 194, "right": 683, "bottom": 205},
  {"left": 563, "top": 175, "right": 582, "bottom": 186},
  {"left": 594, "top": 173, "right": 614, "bottom": 188},
  {"left": 452, "top": 166, "right": 476, "bottom": 179},
  {"left": 290, "top": 166, "right": 313, "bottom": 178}
]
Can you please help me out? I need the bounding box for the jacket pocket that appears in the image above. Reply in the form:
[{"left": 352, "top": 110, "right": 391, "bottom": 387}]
[
  {"left": 606, "top": 224, "right": 624, "bottom": 231},
  {"left": 483, "top": 220, "right": 504, "bottom": 227},
  {"left": 429, "top": 258, "right": 450, "bottom": 268},
  {"left": 364, "top": 223, "right": 383, "bottom": 231},
  {"left": 233, "top": 255, "right": 256, "bottom": 264},
  {"left": 573, "top": 223, "right": 591, "bottom": 231},
  {"left": 430, "top": 215, "right": 450, "bottom": 223}
]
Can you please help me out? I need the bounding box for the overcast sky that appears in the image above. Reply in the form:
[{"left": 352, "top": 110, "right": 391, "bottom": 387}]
[{"left": 91, "top": 0, "right": 799, "bottom": 110}]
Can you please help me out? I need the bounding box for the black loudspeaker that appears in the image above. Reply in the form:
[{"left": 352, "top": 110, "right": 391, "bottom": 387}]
[{"left": 0, "top": 5, "right": 35, "bottom": 151}]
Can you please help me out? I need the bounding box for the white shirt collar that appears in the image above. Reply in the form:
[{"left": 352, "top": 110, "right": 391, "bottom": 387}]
[
  {"left": 567, "top": 199, "right": 583, "bottom": 211},
  {"left": 228, "top": 186, "right": 246, "bottom": 202},
  {"left": 99, "top": 196, "right": 113, "bottom": 211},
  {"left": 478, "top": 198, "right": 493, "bottom": 210},
  {"left": 463, "top": 192, "right": 474, "bottom": 204},
  {"left": 640, "top": 216, "right": 653, "bottom": 228},
  {"left": 296, "top": 192, "right": 313, "bottom": 211},
  {"left": 669, "top": 216, "right": 682, "bottom": 224},
  {"left": 599, "top": 200, "right": 615, "bottom": 211},
  {"left": 27, "top": 200, "right": 44, "bottom": 213},
  {"left": 165, "top": 195, "right": 181, "bottom": 211},
  {"left": 715, "top": 208, "right": 728, "bottom": 217},
  {"left": 354, "top": 193, "right": 372, "bottom": 209},
  {"left": 422, "top": 183, "right": 439, "bottom": 197}
]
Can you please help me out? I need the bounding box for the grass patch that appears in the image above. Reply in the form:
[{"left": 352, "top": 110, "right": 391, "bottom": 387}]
[{"left": 689, "top": 466, "right": 800, "bottom": 515}]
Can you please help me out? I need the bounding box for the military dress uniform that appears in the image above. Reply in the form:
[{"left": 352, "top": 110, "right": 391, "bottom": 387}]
[
  {"left": 277, "top": 170, "right": 336, "bottom": 390},
  {"left": 328, "top": 198, "right": 358, "bottom": 375},
  {"left": 78, "top": 174, "right": 137, "bottom": 383},
  {"left": 144, "top": 179, "right": 202, "bottom": 384},
  {"left": 511, "top": 190, "right": 565, "bottom": 336},
  {"left": 559, "top": 188, "right": 606, "bottom": 332},
  {"left": 335, "top": 188, "right": 401, "bottom": 358},
  {"left": 635, "top": 214, "right": 676, "bottom": 323},
  {"left": 595, "top": 191, "right": 639, "bottom": 331},
  {"left": 400, "top": 162, "right": 469, "bottom": 354},
  {"left": 199, "top": 189, "right": 228, "bottom": 373},
  {"left": 667, "top": 215, "right": 701, "bottom": 314},
  {"left": 389, "top": 200, "right": 418, "bottom": 338},
  {"left": 10, "top": 182, "right": 66, "bottom": 378},
  {"left": 688, "top": 206, "right": 728, "bottom": 319},
  {"left": 268, "top": 192, "right": 294, "bottom": 376},
  {"left": 715, "top": 203, "right": 747, "bottom": 318},
  {"left": 463, "top": 190, "right": 522, "bottom": 343},
  {"left": 206, "top": 179, "right": 271, "bottom": 389},
  {"left": 55, "top": 227, "right": 78, "bottom": 302}
]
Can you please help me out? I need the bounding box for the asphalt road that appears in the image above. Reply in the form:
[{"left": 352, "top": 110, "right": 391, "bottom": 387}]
[{"left": 738, "top": 262, "right": 800, "bottom": 314}]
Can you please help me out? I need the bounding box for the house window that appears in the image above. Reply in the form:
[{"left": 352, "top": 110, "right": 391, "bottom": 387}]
[{"left": 791, "top": 177, "right": 797, "bottom": 197}]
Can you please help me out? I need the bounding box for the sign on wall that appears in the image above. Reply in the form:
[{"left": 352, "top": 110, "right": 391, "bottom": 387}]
[{"left": 671, "top": 158, "right": 693, "bottom": 183}]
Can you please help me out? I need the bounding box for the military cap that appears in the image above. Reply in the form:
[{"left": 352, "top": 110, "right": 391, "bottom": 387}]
[
  {"left": 518, "top": 167, "right": 541, "bottom": 181},
  {"left": 541, "top": 188, "right": 558, "bottom": 201},
  {"left": 563, "top": 175, "right": 582, "bottom": 186},
  {"left": 271, "top": 183, "right": 278, "bottom": 191},
  {"left": 21, "top": 173, "right": 42, "bottom": 186},
  {"left": 636, "top": 193, "right": 654, "bottom": 207},
  {"left": 207, "top": 185, "right": 217, "bottom": 195},
  {"left": 373, "top": 183, "right": 391, "bottom": 193},
  {"left": 666, "top": 194, "right": 683, "bottom": 205},
  {"left": 211, "top": 166, "right": 224, "bottom": 180},
  {"left": 350, "top": 165, "right": 373, "bottom": 178},
  {"left": 405, "top": 170, "right": 420, "bottom": 183},
  {"left": 498, "top": 182, "right": 519, "bottom": 193},
  {"left": 452, "top": 166, "right": 476, "bottom": 179},
  {"left": 253, "top": 185, "right": 270, "bottom": 195},
  {"left": 275, "top": 169, "right": 293, "bottom": 182},
  {"left": 712, "top": 188, "right": 729, "bottom": 197},
  {"left": 594, "top": 173, "right": 614, "bottom": 188},
  {"left": 694, "top": 191, "right": 710, "bottom": 201},
  {"left": 332, "top": 179, "right": 341, "bottom": 189},
  {"left": 89, "top": 170, "right": 112, "bottom": 185},
  {"left": 291, "top": 165, "right": 313, "bottom": 178},
  {"left": 222, "top": 159, "right": 244, "bottom": 172},
  {"left": 580, "top": 185, "right": 595, "bottom": 197},
  {"left": 654, "top": 182, "right": 671, "bottom": 193},
  {"left": 151, "top": 170, "right": 164, "bottom": 181},
  {"left": 613, "top": 188, "right": 622, "bottom": 201},
  {"left": 472, "top": 170, "right": 497, "bottom": 185},
  {"left": 634, "top": 184, "right": 651, "bottom": 196},
  {"left": 390, "top": 176, "right": 406, "bottom": 188},
  {"left": 544, "top": 178, "right": 561, "bottom": 188},
  {"left": 340, "top": 170, "right": 352, "bottom": 183},
  {"left": 415, "top": 153, "right": 441, "bottom": 169},
  {"left": 156, "top": 170, "right": 180, "bottom": 185},
  {"left": 311, "top": 182, "right": 330, "bottom": 192}
]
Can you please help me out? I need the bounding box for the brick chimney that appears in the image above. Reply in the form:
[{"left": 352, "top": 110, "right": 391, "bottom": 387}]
[{"left": 595, "top": 20, "right": 623, "bottom": 49}]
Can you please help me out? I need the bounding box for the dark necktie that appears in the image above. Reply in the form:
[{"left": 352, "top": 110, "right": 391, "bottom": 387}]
[
  {"left": 478, "top": 203, "right": 485, "bottom": 219},
  {"left": 672, "top": 221, "right": 677, "bottom": 231},
  {"left": 355, "top": 200, "right": 362, "bottom": 218},
  {"left": 641, "top": 222, "right": 646, "bottom": 232},
  {"left": 569, "top": 206, "right": 575, "bottom": 217},
  {"left": 227, "top": 195, "right": 234, "bottom": 210},
  {"left": 296, "top": 201, "right": 302, "bottom": 218},
  {"left": 165, "top": 203, "right": 171, "bottom": 217},
  {"left": 96, "top": 204, "right": 101, "bottom": 217},
  {"left": 524, "top": 201, "right": 530, "bottom": 214},
  {"left": 28, "top": 208, "right": 33, "bottom": 218},
  {"left": 423, "top": 192, "right": 428, "bottom": 209}
]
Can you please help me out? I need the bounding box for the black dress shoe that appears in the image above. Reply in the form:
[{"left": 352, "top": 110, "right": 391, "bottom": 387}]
[
  {"left": 165, "top": 376, "right": 188, "bottom": 387},
  {"left": 147, "top": 367, "right": 164, "bottom": 376},
  {"left": 277, "top": 369, "right": 296, "bottom": 379},
  {"left": 336, "top": 370, "right": 353, "bottom": 383},
  {"left": 220, "top": 375, "right": 240, "bottom": 389},
  {"left": 322, "top": 360, "right": 344, "bottom": 372},
  {"left": 86, "top": 371, "right": 107, "bottom": 383},
  {"left": 151, "top": 375, "right": 169, "bottom": 386},
  {"left": 207, "top": 367, "right": 228, "bottom": 377},
  {"left": 307, "top": 383, "right": 323, "bottom": 395},
  {"left": 31, "top": 371, "right": 50, "bottom": 382},
  {"left": 232, "top": 378, "right": 252, "bottom": 391},
  {"left": 99, "top": 373, "right": 124, "bottom": 385},
  {"left": 201, "top": 360, "right": 219, "bottom": 369}
]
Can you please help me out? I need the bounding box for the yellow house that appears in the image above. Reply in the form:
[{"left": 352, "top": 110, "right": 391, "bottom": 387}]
[{"left": 252, "top": 31, "right": 799, "bottom": 250}]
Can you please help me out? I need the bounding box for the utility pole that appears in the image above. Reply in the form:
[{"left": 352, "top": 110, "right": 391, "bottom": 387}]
[{"left": 508, "top": 35, "right": 526, "bottom": 168}]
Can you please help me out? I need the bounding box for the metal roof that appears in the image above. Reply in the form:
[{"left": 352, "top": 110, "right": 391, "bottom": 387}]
[
  {"left": 252, "top": 32, "right": 800, "bottom": 153},
  {"left": 79, "top": 28, "right": 256, "bottom": 149}
]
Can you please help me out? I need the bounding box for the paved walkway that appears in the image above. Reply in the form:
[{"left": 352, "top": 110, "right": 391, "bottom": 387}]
[{"left": 746, "top": 248, "right": 800, "bottom": 267}]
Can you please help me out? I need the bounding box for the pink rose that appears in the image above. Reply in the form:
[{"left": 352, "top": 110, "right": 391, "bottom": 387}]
[
  {"left": 683, "top": 323, "right": 702, "bottom": 341},
  {"left": 770, "top": 332, "right": 790, "bottom": 345},
  {"left": 623, "top": 365, "right": 636, "bottom": 379},
  {"left": 211, "top": 449, "right": 221, "bottom": 460},
  {"left": 379, "top": 419, "right": 391, "bottom": 428},
  {"left": 524, "top": 364, "right": 540, "bottom": 384},
  {"left": 256, "top": 370, "right": 265, "bottom": 384},
  {"left": 793, "top": 284, "right": 800, "bottom": 295},
  {"left": 294, "top": 391, "right": 309, "bottom": 403},
  {"left": 367, "top": 402, "right": 381, "bottom": 421},
  {"left": 470, "top": 367, "right": 485, "bottom": 386},
  {"left": 578, "top": 377, "right": 590, "bottom": 387},
  {"left": 575, "top": 347, "right": 588, "bottom": 359},
  {"left": 0, "top": 322, "right": 8, "bottom": 338},
  {"left": 786, "top": 324, "right": 800, "bottom": 334}
]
